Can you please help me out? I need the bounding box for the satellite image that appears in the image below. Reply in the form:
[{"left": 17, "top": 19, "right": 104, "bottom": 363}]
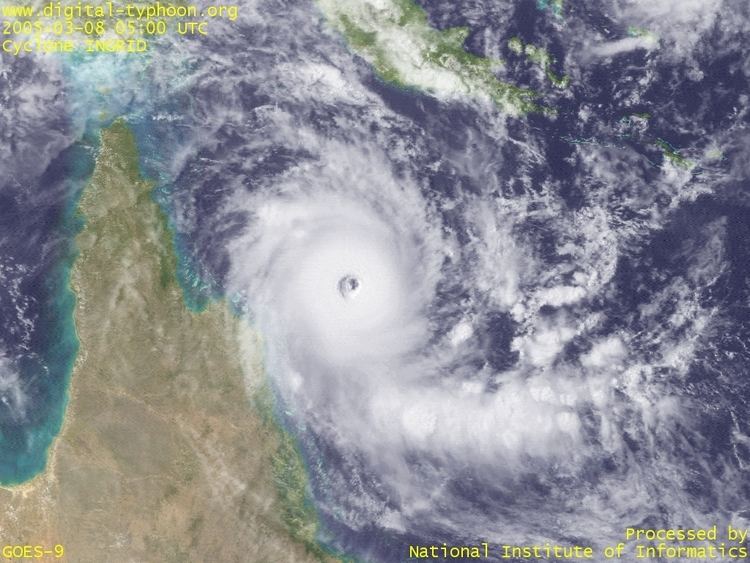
[{"left": 0, "top": 0, "right": 749, "bottom": 561}]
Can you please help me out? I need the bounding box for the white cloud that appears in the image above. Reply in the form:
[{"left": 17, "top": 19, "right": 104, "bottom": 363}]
[
  {"left": 586, "top": 35, "right": 659, "bottom": 59},
  {"left": 0, "top": 352, "right": 27, "bottom": 422},
  {"left": 581, "top": 336, "right": 626, "bottom": 368},
  {"left": 612, "top": 0, "right": 723, "bottom": 54}
]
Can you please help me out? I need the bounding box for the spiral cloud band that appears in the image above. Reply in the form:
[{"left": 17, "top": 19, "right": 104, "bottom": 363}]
[
  {"left": 224, "top": 132, "right": 634, "bottom": 542},
  {"left": 210, "top": 2, "right": 741, "bottom": 546},
  {"left": 221, "top": 108, "right": 736, "bottom": 553}
]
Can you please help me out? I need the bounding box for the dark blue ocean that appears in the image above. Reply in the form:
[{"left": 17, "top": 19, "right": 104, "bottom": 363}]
[{"left": 1, "top": 0, "right": 749, "bottom": 561}]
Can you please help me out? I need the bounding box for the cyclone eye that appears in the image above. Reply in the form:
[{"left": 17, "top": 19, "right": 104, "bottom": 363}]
[{"left": 338, "top": 275, "right": 361, "bottom": 299}]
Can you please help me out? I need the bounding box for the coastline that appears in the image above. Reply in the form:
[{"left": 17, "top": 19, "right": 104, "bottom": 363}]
[{"left": 0, "top": 121, "right": 337, "bottom": 561}]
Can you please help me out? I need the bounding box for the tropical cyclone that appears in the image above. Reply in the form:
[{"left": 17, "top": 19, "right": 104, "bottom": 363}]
[{"left": 224, "top": 129, "right": 591, "bottom": 552}]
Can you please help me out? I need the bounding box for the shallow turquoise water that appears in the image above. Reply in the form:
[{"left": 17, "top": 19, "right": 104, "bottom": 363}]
[
  {"left": 0, "top": 140, "right": 93, "bottom": 485},
  {"left": 0, "top": 53, "right": 147, "bottom": 484}
]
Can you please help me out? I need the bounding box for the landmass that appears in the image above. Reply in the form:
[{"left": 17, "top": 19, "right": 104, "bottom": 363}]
[
  {"left": 0, "top": 122, "right": 334, "bottom": 562},
  {"left": 316, "top": 0, "right": 545, "bottom": 114}
]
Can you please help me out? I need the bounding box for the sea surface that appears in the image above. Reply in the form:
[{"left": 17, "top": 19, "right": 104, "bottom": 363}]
[{"left": 2, "top": 1, "right": 749, "bottom": 560}]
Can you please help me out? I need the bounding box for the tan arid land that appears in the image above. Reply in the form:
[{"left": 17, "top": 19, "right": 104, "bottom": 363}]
[{"left": 0, "top": 122, "right": 335, "bottom": 562}]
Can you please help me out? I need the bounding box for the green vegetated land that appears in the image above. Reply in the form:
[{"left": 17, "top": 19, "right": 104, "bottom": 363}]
[
  {"left": 318, "top": 0, "right": 548, "bottom": 114},
  {"left": 0, "top": 122, "right": 334, "bottom": 563},
  {"left": 507, "top": 36, "right": 569, "bottom": 88}
]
